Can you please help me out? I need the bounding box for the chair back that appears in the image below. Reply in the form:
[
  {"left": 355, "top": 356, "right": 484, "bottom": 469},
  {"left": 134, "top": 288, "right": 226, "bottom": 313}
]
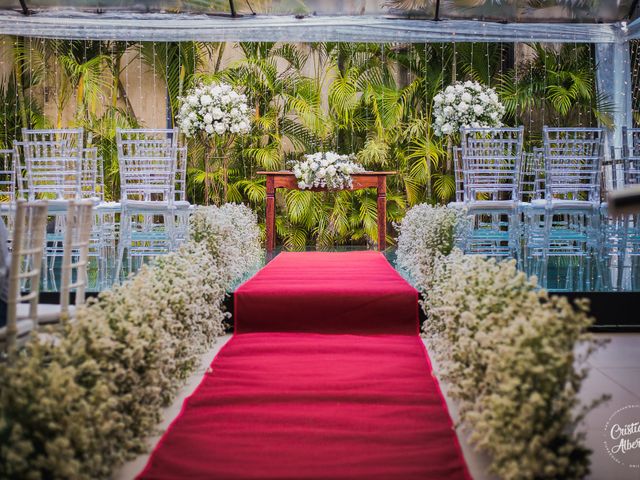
[
  {"left": 21, "top": 128, "right": 84, "bottom": 200},
  {"left": 452, "top": 146, "right": 464, "bottom": 202},
  {"left": 12, "top": 141, "right": 28, "bottom": 200},
  {"left": 176, "top": 146, "right": 188, "bottom": 203},
  {"left": 519, "top": 148, "right": 544, "bottom": 202},
  {"left": 81, "top": 147, "right": 104, "bottom": 201},
  {"left": 460, "top": 126, "right": 524, "bottom": 202},
  {"left": 542, "top": 127, "right": 603, "bottom": 204},
  {"left": 5, "top": 199, "right": 48, "bottom": 349},
  {"left": 0, "top": 149, "right": 15, "bottom": 204},
  {"left": 116, "top": 128, "right": 177, "bottom": 204},
  {"left": 622, "top": 126, "right": 640, "bottom": 186},
  {"left": 60, "top": 200, "right": 94, "bottom": 315}
]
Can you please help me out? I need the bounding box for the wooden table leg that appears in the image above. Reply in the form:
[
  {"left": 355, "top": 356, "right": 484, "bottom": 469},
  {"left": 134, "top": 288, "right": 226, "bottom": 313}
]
[
  {"left": 266, "top": 176, "right": 276, "bottom": 253},
  {"left": 377, "top": 175, "right": 387, "bottom": 251}
]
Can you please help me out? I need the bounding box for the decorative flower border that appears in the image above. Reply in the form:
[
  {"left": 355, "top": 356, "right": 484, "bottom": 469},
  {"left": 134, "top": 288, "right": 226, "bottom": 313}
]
[
  {"left": 397, "top": 204, "right": 607, "bottom": 480},
  {"left": 0, "top": 203, "right": 262, "bottom": 479}
]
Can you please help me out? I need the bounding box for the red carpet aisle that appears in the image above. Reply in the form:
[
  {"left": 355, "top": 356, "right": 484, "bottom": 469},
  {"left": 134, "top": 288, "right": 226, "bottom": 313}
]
[{"left": 139, "top": 252, "right": 471, "bottom": 480}]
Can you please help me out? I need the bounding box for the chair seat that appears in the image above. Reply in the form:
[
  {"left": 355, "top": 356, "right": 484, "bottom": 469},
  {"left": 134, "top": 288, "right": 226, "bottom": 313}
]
[
  {"left": 0, "top": 318, "right": 35, "bottom": 340},
  {"left": 96, "top": 201, "right": 122, "bottom": 212},
  {"left": 17, "top": 303, "right": 76, "bottom": 324},
  {"left": 122, "top": 200, "right": 177, "bottom": 212},
  {"left": 447, "top": 201, "right": 465, "bottom": 209},
  {"left": 466, "top": 200, "right": 518, "bottom": 211},
  {"left": 529, "top": 199, "right": 599, "bottom": 210}
]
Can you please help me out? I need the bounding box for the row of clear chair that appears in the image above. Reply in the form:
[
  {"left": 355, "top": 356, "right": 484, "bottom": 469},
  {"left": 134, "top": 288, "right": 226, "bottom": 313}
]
[
  {"left": 454, "top": 125, "right": 611, "bottom": 289},
  {"left": 1, "top": 127, "right": 191, "bottom": 292}
]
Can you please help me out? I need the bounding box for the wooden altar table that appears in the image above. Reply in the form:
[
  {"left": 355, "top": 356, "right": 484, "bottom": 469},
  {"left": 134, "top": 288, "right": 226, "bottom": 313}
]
[{"left": 257, "top": 171, "right": 395, "bottom": 253}]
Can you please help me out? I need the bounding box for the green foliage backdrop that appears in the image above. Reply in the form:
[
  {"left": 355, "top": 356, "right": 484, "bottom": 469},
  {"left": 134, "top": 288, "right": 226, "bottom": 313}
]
[{"left": 0, "top": 37, "right": 612, "bottom": 248}]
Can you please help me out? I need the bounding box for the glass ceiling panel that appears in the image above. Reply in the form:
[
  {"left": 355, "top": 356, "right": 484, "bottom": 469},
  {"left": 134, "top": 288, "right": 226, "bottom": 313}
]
[{"left": 0, "top": 0, "right": 636, "bottom": 21}]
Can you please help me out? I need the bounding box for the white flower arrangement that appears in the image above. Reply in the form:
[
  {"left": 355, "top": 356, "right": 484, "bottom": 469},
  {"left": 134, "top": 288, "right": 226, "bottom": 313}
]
[
  {"left": 432, "top": 80, "right": 505, "bottom": 136},
  {"left": 177, "top": 82, "right": 252, "bottom": 138},
  {"left": 395, "top": 204, "right": 469, "bottom": 287},
  {"left": 0, "top": 203, "right": 263, "bottom": 479},
  {"left": 189, "top": 203, "right": 263, "bottom": 289},
  {"left": 292, "top": 151, "right": 365, "bottom": 190},
  {"left": 397, "top": 204, "right": 606, "bottom": 480}
]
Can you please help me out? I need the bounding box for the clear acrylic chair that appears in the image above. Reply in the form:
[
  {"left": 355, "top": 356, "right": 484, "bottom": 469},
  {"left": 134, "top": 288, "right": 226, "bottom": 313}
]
[
  {"left": 447, "top": 146, "right": 465, "bottom": 208},
  {"left": 610, "top": 127, "right": 640, "bottom": 290},
  {"left": 116, "top": 128, "right": 178, "bottom": 278},
  {"left": 80, "top": 147, "right": 115, "bottom": 288},
  {"left": 23, "top": 200, "right": 95, "bottom": 324},
  {"left": 1, "top": 200, "right": 48, "bottom": 353},
  {"left": 18, "top": 129, "right": 87, "bottom": 284},
  {"left": 20, "top": 128, "right": 84, "bottom": 205},
  {"left": 460, "top": 126, "right": 524, "bottom": 259},
  {"left": 174, "top": 145, "right": 192, "bottom": 244},
  {"left": 0, "top": 149, "right": 16, "bottom": 231},
  {"left": 524, "top": 127, "right": 605, "bottom": 289},
  {"left": 622, "top": 127, "right": 640, "bottom": 186}
]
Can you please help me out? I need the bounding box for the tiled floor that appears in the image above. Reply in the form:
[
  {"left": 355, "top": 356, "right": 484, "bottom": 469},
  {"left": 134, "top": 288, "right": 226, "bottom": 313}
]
[{"left": 114, "top": 333, "right": 640, "bottom": 480}]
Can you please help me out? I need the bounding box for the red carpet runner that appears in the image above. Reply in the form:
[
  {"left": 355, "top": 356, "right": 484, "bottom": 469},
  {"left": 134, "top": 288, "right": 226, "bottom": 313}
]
[{"left": 139, "top": 251, "right": 470, "bottom": 479}]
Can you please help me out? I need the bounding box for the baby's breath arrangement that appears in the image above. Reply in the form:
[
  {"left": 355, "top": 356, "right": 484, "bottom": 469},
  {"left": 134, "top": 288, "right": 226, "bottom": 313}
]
[
  {"left": 0, "top": 203, "right": 262, "bottom": 480},
  {"left": 397, "top": 204, "right": 604, "bottom": 480},
  {"left": 395, "top": 203, "right": 468, "bottom": 286},
  {"left": 189, "top": 203, "right": 262, "bottom": 288}
]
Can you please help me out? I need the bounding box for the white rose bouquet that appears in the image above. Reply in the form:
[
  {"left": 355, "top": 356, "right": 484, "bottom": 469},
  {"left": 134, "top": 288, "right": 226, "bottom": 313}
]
[
  {"left": 432, "top": 81, "right": 505, "bottom": 136},
  {"left": 292, "top": 152, "right": 365, "bottom": 190},
  {"left": 177, "top": 82, "right": 252, "bottom": 138}
]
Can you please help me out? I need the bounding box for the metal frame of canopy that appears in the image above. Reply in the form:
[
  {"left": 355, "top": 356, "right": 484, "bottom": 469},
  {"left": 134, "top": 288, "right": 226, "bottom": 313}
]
[{"left": 0, "top": 10, "right": 635, "bottom": 152}]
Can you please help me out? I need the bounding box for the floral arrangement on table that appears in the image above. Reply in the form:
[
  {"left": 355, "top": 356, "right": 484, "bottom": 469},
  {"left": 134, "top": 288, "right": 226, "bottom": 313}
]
[
  {"left": 397, "top": 203, "right": 606, "bottom": 480},
  {"left": 177, "top": 82, "right": 251, "bottom": 138},
  {"left": 292, "top": 151, "right": 365, "bottom": 190},
  {"left": 177, "top": 82, "right": 253, "bottom": 203},
  {"left": 0, "top": 204, "right": 262, "bottom": 480},
  {"left": 432, "top": 80, "right": 506, "bottom": 136}
]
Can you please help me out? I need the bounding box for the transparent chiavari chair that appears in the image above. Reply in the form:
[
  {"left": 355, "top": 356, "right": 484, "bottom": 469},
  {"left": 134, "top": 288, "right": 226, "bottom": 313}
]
[
  {"left": 1, "top": 200, "right": 48, "bottom": 353},
  {"left": 460, "top": 126, "right": 524, "bottom": 259},
  {"left": 18, "top": 129, "right": 87, "bottom": 284},
  {"left": 0, "top": 149, "right": 16, "bottom": 231},
  {"left": 612, "top": 127, "right": 640, "bottom": 290},
  {"left": 80, "top": 147, "right": 115, "bottom": 287},
  {"left": 12, "top": 141, "right": 27, "bottom": 201},
  {"left": 116, "top": 128, "right": 178, "bottom": 278},
  {"left": 175, "top": 145, "right": 192, "bottom": 244},
  {"left": 20, "top": 128, "right": 84, "bottom": 205},
  {"left": 524, "top": 127, "right": 605, "bottom": 290},
  {"left": 447, "top": 146, "right": 465, "bottom": 207},
  {"left": 22, "top": 200, "right": 95, "bottom": 324}
]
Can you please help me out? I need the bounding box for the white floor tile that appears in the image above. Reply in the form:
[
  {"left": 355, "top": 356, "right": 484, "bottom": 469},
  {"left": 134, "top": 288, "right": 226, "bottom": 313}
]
[{"left": 588, "top": 334, "right": 640, "bottom": 369}]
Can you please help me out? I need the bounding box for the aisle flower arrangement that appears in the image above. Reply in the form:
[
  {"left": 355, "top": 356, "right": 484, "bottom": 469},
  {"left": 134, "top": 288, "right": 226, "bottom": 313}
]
[
  {"left": 397, "top": 204, "right": 604, "bottom": 480},
  {"left": 292, "top": 152, "right": 365, "bottom": 190},
  {"left": 432, "top": 81, "right": 505, "bottom": 136},
  {"left": 0, "top": 204, "right": 262, "bottom": 480}
]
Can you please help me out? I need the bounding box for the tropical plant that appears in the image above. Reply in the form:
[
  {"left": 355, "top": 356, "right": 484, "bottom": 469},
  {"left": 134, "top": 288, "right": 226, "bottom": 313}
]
[{"left": 0, "top": 36, "right": 612, "bottom": 248}]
